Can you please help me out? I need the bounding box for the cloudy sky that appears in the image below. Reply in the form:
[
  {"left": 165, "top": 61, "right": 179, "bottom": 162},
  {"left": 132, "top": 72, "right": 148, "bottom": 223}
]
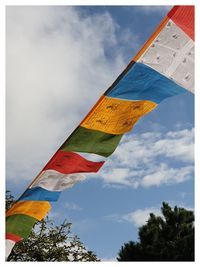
[{"left": 6, "top": 5, "right": 194, "bottom": 260}]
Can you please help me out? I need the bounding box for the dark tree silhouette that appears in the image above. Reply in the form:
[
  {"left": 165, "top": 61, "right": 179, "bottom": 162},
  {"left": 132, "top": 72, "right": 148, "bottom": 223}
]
[{"left": 117, "top": 202, "right": 194, "bottom": 261}]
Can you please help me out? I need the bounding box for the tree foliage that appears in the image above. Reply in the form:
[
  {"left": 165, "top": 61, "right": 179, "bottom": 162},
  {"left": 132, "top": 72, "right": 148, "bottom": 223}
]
[
  {"left": 6, "top": 190, "right": 15, "bottom": 210},
  {"left": 117, "top": 202, "right": 194, "bottom": 261},
  {"left": 6, "top": 191, "right": 99, "bottom": 261}
]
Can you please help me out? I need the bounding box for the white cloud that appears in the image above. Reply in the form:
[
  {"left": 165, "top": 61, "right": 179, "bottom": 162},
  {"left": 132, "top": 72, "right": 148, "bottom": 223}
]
[
  {"left": 123, "top": 207, "right": 161, "bottom": 227},
  {"left": 97, "top": 128, "right": 194, "bottom": 188},
  {"left": 47, "top": 211, "right": 61, "bottom": 219},
  {"left": 108, "top": 202, "right": 194, "bottom": 227},
  {"left": 101, "top": 257, "right": 117, "bottom": 262},
  {"left": 141, "top": 164, "right": 193, "bottom": 187},
  {"left": 114, "top": 128, "right": 194, "bottom": 166},
  {"left": 100, "top": 167, "right": 132, "bottom": 187},
  {"left": 65, "top": 202, "right": 82, "bottom": 211},
  {"left": 154, "top": 129, "right": 194, "bottom": 162},
  {"left": 6, "top": 6, "right": 127, "bottom": 183}
]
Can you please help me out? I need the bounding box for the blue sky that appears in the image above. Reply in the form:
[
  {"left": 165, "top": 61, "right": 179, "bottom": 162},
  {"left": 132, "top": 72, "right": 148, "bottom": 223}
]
[{"left": 6, "top": 6, "right": 194, "bottom": 261}]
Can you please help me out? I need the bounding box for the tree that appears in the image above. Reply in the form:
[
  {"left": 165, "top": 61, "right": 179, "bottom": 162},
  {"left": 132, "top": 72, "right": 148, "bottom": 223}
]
[
  {"left": 117, "top": 202, "right": 194, "bottom": 261},
  {"left": 6, "top": 191, "right": 99, "bottom": 261},
  {"left": 6, "top": 190, "right": 15, "bottom": 210}
]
